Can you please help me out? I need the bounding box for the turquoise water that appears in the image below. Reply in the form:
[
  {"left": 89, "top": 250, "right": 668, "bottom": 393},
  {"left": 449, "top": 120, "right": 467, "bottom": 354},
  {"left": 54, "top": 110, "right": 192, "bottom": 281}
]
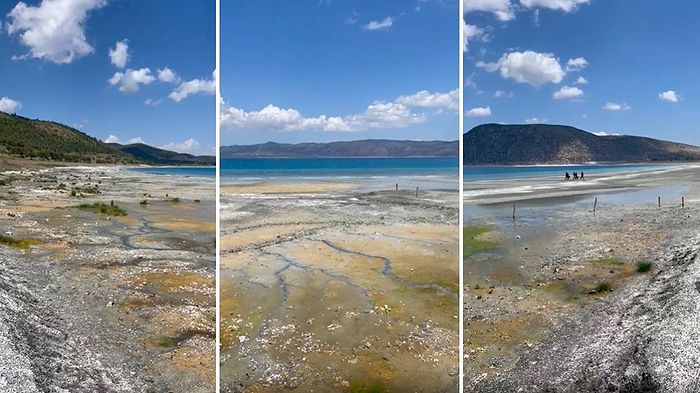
[
  {"left": 129, "top": 166, "right": 215, "bottom": 177},
  {"left": 464, "top": 163, "right": 678, "bottom": 182},
  {"left": 221, "top": 157, "right": 458, "bottom": 179}
]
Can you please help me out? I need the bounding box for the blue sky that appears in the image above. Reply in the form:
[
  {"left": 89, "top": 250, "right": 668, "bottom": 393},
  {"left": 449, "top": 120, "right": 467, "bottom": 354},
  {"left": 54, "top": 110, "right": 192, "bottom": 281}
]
[
  {"left": 221, "top": 0, "right": 459, "bottom": 145},
  {"left": 465, "top": 0, "right": 700, "bottom": 145},
  {"left": 0, "top": 0, "right": 215, "bottom": 155}
]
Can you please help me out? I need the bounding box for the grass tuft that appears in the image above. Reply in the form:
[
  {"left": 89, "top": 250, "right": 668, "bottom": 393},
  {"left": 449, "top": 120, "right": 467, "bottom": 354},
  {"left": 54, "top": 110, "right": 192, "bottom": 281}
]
[
  {"left": 0, "top": 234, "right": 40, "bottom": 249},
  {"left": 636, "top": 261, "right": 653, "bottom": 273},
  {"left": 77, "top": 202, "right": 127, "bottom": 216},
  {"left": 593, "top": 282, "right": 612, "bottom": 293},
  {"left": 463, "top": 226, "right": 499, "bottom": 257}
]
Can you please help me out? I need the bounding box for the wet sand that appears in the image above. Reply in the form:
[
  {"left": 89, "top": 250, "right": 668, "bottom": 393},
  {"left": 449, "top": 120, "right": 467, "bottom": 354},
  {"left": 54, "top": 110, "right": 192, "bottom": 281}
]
[
  {"left": 221, "top": 179, "right": 459, "bottom": 392},
  {"left": 464, "top": 165, "right": 700, "bottom": 392},
  {"left": 0, "top": 167, "right": 215, "bottom": 392}
]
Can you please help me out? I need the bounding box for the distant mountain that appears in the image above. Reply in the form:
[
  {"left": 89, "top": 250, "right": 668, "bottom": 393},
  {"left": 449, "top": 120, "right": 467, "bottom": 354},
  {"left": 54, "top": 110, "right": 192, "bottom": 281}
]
[
  {"left": 464, "top": 123, "right": 700, "bottom": 165},
  {"left": 0, "top": 112, "right": 212, "bottom": 166},
  {"left": 107, "top": 143, "right": 215, "bottom": 166},
  {"left": 221, "top": 140, "right": 459, "bottom": 158}
]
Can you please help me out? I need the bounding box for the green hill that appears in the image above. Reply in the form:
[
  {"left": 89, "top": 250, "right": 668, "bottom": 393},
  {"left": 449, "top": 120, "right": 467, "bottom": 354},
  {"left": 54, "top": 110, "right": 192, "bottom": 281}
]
[
  {"left": 0, "top": 112, "right": 213, "bottom": 166},
  {"left": 464, "top": 123, "right": 700, "bottom": 165},
  {"left": 0, "top": 112, "right": 135, "bottom": 163}
]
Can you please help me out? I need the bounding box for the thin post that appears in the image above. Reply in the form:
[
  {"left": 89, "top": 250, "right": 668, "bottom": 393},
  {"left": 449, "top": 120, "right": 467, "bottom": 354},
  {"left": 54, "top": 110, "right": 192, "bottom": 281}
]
[
  {"left": 658, "top": 196, "right": 661, "bottom": 207},
  {"left": 395, "top": 183, "right": 398, "bottom": 191},
  {"left": 682, "top": 196, "right": 685, "bottom": 207},
  {"left": 415, "top": 187, "right": 419, "bottom": 198},
  {"left": 593, "top": 197, "right": 597, "bottom": 213},
  {"left": 512, "top": 202, "right": 516, "bottom": 220}
]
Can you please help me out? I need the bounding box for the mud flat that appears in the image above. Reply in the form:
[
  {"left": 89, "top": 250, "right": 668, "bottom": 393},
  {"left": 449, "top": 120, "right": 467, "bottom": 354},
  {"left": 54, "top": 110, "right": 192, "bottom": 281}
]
[
  {"left": 220, "top": 178, "right": 459, "bottom": 392},
  {"left": 0, "top": 166, "right": 215, "bottom": 392},
  {"left": 464, "top": 166, "right": 700, "bottom": 392}
]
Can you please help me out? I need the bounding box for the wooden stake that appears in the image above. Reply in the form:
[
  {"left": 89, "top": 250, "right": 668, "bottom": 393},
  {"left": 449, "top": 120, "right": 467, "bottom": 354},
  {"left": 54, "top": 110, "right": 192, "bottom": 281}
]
[
  {"left": 512, "top": 203, "right": 516, "bottom": 220},
  {"left": 658, "top": 196, "right": 661, "bottom": 207},
  {"left": 682, "top": 196, "right": 685, "bottom": 207},
  {"left": 395, "top": 183, "right": 398, "bottom": 191},
  {"left": 415, "top": 187, "right": 419, "bottom": 198},
  {"left": 593, "top": 197, "right": 597, "bottom": 213}
]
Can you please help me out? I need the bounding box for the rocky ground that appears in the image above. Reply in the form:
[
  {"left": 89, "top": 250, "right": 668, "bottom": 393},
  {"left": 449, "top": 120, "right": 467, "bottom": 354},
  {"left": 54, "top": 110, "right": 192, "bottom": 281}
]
[
  {"left": 0, "top": 166, "right": 215, "bottom": 392},
  {"left": 464, "top": 179, "right": 700, "bottom": 392},
  {"left": 220, "top": 181, "right": 460, "bottom": 393}
]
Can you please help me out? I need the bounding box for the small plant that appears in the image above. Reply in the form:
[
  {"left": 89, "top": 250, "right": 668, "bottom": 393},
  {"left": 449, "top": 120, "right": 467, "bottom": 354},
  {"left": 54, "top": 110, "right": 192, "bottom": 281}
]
[
  {"left": 593, "top": 282, "right": 612, "bottom": 293},
  {"left": 139, "top": 199, "right": 149, "bottom": 206},
  {"left": 636, "top": 261, "right": 653, "bottom": 273},
  {"left": 0, "top": 234, "right": 40, "bottom": 249},
  {"left": 194, "top": 199, "right": 201, "bottom": 203},
  {"left": 156, "top": 336, "right": 174, "bottom": 347},
  {"left": 77, "top": 202, "right": 127, "bottom": 216},
  {"left": 169, "top": 197, "right": 180, "bottom": 203}
]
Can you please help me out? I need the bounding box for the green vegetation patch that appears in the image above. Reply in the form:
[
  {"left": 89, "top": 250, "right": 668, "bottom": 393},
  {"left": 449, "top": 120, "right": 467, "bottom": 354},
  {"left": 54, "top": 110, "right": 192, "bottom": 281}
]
[
  {"left": 156, "top": 335, "right": 174, "bottom": 348},
  {"left": 464, "top": 226, "right": 499, "bottom": 257},
  {"left": 591, "top": 257, "right": 624, "bottom": 267},
  {"left": 592, "top": 282, "right": 612, "bottom": 294},
  {"left": 636, "top": 261, "right": 653, "bottom": 273},
  {"left": 0, "top": 234, "right": 40, "bottom": 249},
  {"left": 349, "top": 380, "right": 386, "bottom": 393},
  {"left": 77, "top": 202, "right": 127, "bottom": 216}
]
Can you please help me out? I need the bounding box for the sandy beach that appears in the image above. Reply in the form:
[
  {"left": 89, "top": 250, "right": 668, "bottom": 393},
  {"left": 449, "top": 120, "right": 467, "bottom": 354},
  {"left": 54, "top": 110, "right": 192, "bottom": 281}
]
[
  {"left": 220, "top": 177, "right": 459, "bottom": 392},
  {"left": 0, "top": 166, "right": 215, "bottom": 392},
  {"left": 464, "top": 164, "right": 700, "bottom": 392}
]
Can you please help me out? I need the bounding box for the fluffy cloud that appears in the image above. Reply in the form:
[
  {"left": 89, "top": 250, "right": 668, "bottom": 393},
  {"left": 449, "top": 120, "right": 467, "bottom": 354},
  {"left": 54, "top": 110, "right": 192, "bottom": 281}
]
[
  {"left": 602, "top": 102, "right": 631, "bottom": 111},
  {"left": 477, "top": 51, "right": 565, "bottom": 86},
  {"left": 108, "top": 39, "right": 129, "bottom": 68},
  {"left": 363, "top": 17, "right": 393, "bottom": 31},
  {"left": 552, "top": 85, "right": 583, "bottom": 100},
  {"left": 395, "top": 89, "right": 459, "bottom": 111},
  {"left": 575, "top": 76, "right": 588, "bottom": 84},
  {"left": 169, "top": 71, "right": 215, "bottom": 102},
  {"left": 658, "top": 90, "right": 680, "bottom": 103},
  {"left": 466, "top": 106, "right": 492, "bottom": 117},
  {"left": 464, "top": 0, "right": 515, "bottom": 21},
  {"left": 6, "top": 0, "right": 106, "bottom": 64},
  {"left": 157, "top": 67, "right": 180, "bottom": 83},
  {"left": 565, "top": 57, "right": 588, "bottom": 71},
  {"left": 0, "top": 97, "right": 22, "bottom": 113},
  {"left": 144, "top": 98, "right": 162, "bottom": 106},
  {"left": 463, "top": 21, "right": 485, "bottom": 52},
  {"left": 160, "top": 138, "right": 206, "bottom": 155},
  {"left": 108, "top": 68, "right": 156, "bottom": 94},
  {"left": 104, "top": 135, "right": 145, "bottom": 144},
  {"left": 524, "top": 117, "right": 547, "bottom": 123},
  {"left": 520, "top": 0, "right": 591, "bottom": 12}
]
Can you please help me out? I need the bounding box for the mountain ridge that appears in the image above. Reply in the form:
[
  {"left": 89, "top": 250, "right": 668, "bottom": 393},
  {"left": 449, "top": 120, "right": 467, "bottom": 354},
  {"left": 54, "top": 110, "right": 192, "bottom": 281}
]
[
  {"left": 464, "top": 123, "right": 700, "bottom": 165},
  {"left": 221, "top": 139, "right": 459, "bottom": 158}
]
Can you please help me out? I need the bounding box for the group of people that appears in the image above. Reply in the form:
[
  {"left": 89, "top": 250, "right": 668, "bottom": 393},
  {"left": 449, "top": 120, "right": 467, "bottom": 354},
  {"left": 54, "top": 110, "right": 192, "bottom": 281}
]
[{"left": 564, "top": 171, "right": 584, "bottom": 180}]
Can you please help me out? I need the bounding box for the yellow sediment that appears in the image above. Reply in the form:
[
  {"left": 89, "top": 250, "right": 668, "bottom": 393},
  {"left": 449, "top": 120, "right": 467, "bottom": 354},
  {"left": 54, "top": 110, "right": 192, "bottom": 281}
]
[{"left": 220, "top": 223, "right": 323, "bottom": 251}]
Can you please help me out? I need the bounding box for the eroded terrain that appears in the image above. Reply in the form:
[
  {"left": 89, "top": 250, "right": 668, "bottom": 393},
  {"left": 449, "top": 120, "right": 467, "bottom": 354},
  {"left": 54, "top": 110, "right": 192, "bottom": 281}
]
[
  {"left": 221, "top": 182, "right": 459, "bottom": 393},
  {"left": 0, "top": 166, "right": 215, "bottom": 392}
]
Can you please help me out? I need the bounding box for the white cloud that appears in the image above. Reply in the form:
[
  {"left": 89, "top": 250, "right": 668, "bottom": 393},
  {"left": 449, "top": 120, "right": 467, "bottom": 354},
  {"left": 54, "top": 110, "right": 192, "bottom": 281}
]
[
  {"left": 108, "top": 68, "right": 156, "bottom": 94},
  {"left": 160, "top": 138, "right": 207, "bottom": 155},
  {"left": 463, "top": 21, "right": 484, "bottom": 52},
  {"left": 525, "top": 117, "right": 547, "bottom": 123},
  {"left": 553, "top": 85, "right": 583, "bottom": 100},
  {"left": 103, "top": 135, "right": 145, "bottom": 144},
  {"left": 520, "top": 0, "right": 591, "bottom": 12},
  {"left": 494, "top": 90, "right": 514, "bottom": 98},
  {"left": 0, "top": 97, "right": 22, "bottom": 113},
  {"left": 144, "top": 98, "right": 162, "bottom": 106},
  {"left": 565, "top": 57, "right": 588, "bottom": 71},
  {"left": 466, "top": 106, "right": 492, "bottom": 117},
  {"left": 157, "top": 67, "right": 180, "bottom": 83},
  {"left": 477, "top": 50, "right": 565, "bottom": 86},
  {"left": 169, "top": 71, "right": 215, "bottom": 102},
  {"left": 602, "top": 102, "right": 631, "bottom": 111},
  {"left": 575, "top": 76, "right": 588, "bottom": 84},
  {"left": 363, "top": 17, "right": 393, "bottom": 31},
  {"left": 464, "top": 0, "right": 515, "bottom": 21},
  {"left": 658, "top": 90, "right": 680, "bottom": 103},
  {"left": 593, "top": 131, "right": 620, "bottom": 136},
  {"left": 6, "top": 0, "right": 106, "bottom": 64},
  {"left": 395, "top": 89, "right": 459, "bottom": 111},
  {"left": 108, "top": 39, "right": 129, "bottom": 68}
]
